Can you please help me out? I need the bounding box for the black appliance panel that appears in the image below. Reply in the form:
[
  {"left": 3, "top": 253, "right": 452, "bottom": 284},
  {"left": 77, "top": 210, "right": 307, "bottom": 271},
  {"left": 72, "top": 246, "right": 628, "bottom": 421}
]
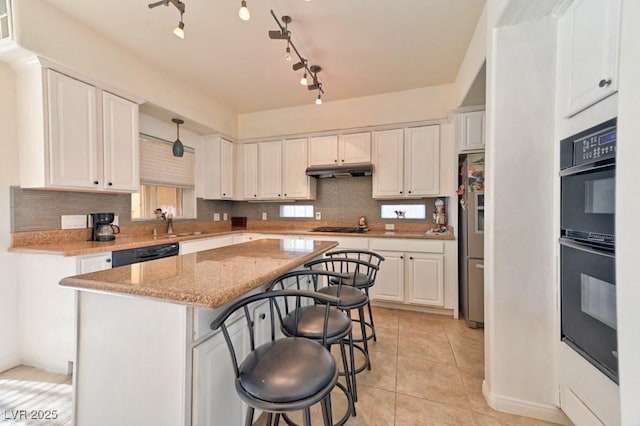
[
  {"left": 112, "top": 243, "right": 180, "bottom": 267},
  {"left": 560, "top": 239, "right": 617, "bottom": 383}
]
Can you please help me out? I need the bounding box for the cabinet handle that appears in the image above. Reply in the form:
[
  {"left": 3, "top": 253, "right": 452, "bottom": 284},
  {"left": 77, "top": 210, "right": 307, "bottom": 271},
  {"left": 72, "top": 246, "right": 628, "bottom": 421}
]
[
  {"left": 93, "top": 180, "right": 99, "bottom": 185},
  {"left": 223, "top": 193, "right": 226, "bottom": 196},
  {"left": 334, "top": 159, "right": 337, "bottom": 163},
  {"left": 400, "top": 255, "right": 404, "bottom": 259},
  {"left": 254, "top": 194, "right": 257, "bottom": 197},
  {"left": 284, "top": 193, "right": 287, "bottom": 197},
  {"left": 278, "top": 194, "right": 281, "bottom": 197},
  {"left": 106, "top": 259, "right": 111, "bottom": 263},
  {"left": 409, "top": 256, "right": 413, "bottom": 260},
  {"left": 408, "top": 190, "right": 412, "bottom": 194},
  {"left": 598, "top": 79, "right": 612, "bottom": 88},
  {"left": 108, "top": 182, "right": 113, "bottom": 186},
  {"left": 400, "top": 191, "right": 403, "bottom": 194},
  {"left": 259, "top": 313, "right": 266, "bottom": 320},
  {"left": 341, "top": 159, "right": 344, "bottom": 162}
]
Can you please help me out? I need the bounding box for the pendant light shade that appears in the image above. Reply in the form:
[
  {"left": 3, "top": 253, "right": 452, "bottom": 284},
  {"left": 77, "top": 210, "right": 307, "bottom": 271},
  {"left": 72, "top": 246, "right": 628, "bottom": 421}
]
[{"left": 172, "top": 118, "right": 185, "bottom": 158}]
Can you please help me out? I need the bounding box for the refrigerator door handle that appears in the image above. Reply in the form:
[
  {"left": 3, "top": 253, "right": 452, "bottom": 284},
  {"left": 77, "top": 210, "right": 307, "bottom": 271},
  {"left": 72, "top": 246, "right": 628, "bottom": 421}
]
[{"left": 475, "top": 264, "right": 484, "bottom": 269}]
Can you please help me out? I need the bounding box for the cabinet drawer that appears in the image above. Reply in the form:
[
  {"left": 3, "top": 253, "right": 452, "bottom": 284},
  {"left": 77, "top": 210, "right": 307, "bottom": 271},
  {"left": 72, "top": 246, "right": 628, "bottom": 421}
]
[{"left": 369, "top": 238, "right": 443, "bottom": 253}]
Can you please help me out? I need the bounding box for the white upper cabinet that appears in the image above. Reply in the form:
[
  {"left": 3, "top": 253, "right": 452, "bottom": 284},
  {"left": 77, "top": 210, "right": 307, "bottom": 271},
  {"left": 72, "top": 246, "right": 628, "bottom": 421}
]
[
  {"left": 203, "top": 136, "right": 234, "bottom": 200},
  {"left": 372, "top": 126, "right": 440, "bottom": 198},
  {"left": 455, "top": 110, "right": 485, "bottom": 152},
  {"left": 308, "top": 132, "right": 371, "bottom": 166},
  {"left": 282, "top": 138, "right": 315, "bottom": 199},
  {"left": 102, "top": 91, "right": 140, "bottom": 191},
  {"left": 558, "top": 0, "right": 621, "bottom": 117},
  {"left": 372, "top": 129, "right": 404, "bottom": 197},
  {"left": 17, "top": 66, "right": 140, "bottom": 192},
  {"left": 47, "top": 69, "right": 99, "bottom": 189},
  {"left": 338, "top": 132, "right": 371, "bottom": 164},
  {"left": 240, "top": 143, "right": 259, "bottom": 200},
  {"left": 258, "top": 140, "right": 283, "bottom": 199},
  {"left": 404, "top": 126, "right": 439, "bottom": 197}
]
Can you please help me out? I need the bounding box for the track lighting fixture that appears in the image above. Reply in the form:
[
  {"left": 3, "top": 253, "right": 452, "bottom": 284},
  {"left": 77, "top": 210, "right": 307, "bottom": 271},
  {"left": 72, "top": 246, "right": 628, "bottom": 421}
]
[
  {"left": 269, "top": 10, "right": 325, "bottom": 105},
  {"left": 148, "top": 0, "right": 186, "bottom": 39},
  {"left": 172, "top": 118, "right": 185, "bottom": 158},
  {"left": 238, "top": 0, "right": 250, "bottom": 21}
]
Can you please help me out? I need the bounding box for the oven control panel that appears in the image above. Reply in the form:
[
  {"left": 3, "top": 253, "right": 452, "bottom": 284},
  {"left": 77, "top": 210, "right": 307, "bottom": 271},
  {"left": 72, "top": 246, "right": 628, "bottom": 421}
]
[
  {"left": 561, "top": 118, "right": 617, "bottom": 170},
  {"left": 573, "top": 126, "right": 616, "bottom": 166}
]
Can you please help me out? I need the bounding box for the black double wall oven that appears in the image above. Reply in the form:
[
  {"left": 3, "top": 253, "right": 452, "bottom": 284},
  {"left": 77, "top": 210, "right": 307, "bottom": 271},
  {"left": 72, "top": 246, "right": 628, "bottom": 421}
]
[{"left": 559, "top": 118, "right": 617, "bottom": 383}]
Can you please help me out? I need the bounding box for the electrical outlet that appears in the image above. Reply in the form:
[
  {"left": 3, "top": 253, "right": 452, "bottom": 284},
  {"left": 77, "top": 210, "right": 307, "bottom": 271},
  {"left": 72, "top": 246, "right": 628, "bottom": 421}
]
[
  {"left": 315, "top": 211, "right": 321, "bottom": 220},
  {"left": 262, "top": 212, "right": 268, "bottom": 221},
  {"left": 223, "top": 213, "right": 228, "bottom": 221},
  {"left": 385, "top": 224, "right": 395, "bottom": 231},
  {"left": 61, "top": 215, "right": 88, "bottom": 229},
  {"left": 213, "top": 213, "right": 220, "bottom": 221}
]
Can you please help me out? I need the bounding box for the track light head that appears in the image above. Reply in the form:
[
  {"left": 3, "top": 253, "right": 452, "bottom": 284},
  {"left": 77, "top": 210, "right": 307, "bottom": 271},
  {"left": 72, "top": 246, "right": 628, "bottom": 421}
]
[
  {"left": 292, "top": 60, "right": 306, "bottom": 71},
  {"left": 268, "top": 30, "right": 289, "bottom": 40},
  {"left": 173, "top": 20, "right": 184, "bottom": 39},
  {"left": 238, "top": 0, "right": 250, "bottom": 21}
]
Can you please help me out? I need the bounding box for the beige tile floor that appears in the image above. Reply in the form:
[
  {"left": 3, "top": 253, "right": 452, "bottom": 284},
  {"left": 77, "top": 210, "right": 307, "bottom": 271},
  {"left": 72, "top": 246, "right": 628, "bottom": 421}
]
[
  {"left": 0, "top": 308, "right": 564, "bottom": 426},
  {"left": 0, "top": 365, "right": 72, "bottom": 425},
  {"left": 259, "top": 307, "right": 563, "bottom": 426}
]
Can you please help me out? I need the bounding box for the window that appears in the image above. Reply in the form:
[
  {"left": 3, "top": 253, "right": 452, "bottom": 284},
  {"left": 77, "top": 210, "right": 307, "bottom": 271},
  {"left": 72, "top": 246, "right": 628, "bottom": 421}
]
[
  {"left": 380, "top": 204, "right": 426, "bottom": 219},
  {"left": 279, "top": 205, "right": 314, "bottom": 218},
  {"left": 131, "top": 134, "right": 196, "bottom": 220}
]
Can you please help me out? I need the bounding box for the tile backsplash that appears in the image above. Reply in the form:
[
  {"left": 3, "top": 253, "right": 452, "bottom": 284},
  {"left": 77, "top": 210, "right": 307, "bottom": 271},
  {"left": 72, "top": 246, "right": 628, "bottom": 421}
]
[{"left": 10, "top": 178, "right": 441, "bottom": 232}]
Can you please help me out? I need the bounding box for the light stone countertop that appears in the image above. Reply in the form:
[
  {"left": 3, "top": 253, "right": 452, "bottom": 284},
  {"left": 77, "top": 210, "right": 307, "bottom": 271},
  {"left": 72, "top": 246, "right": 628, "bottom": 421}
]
[
  {"left": 9, "top": 226, "right": 454, "bottom": 257},
  {"left": 59, "top": 239, "right": 339, "bottom": 308}
]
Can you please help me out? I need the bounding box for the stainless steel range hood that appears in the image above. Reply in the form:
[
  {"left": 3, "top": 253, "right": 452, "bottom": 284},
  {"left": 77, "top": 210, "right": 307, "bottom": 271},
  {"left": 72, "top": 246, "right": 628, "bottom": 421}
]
[{"left": 305, "top": 162, "right": 374, "bottom": 178}]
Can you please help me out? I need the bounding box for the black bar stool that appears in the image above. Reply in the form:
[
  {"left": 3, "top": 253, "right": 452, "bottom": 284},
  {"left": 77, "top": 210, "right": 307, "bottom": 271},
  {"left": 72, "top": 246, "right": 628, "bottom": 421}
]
[
  {"left": 268, "top": 270, "right": 356, "bottom": 425},
  {"left": 304, "top": 257, "right": 379, "bottom": 403},
  {"left": 210, "top": 288, "right": 340, "bottom": 426},
  {"left": 324, "top": 250, "right": 385, "bottom": 344}
]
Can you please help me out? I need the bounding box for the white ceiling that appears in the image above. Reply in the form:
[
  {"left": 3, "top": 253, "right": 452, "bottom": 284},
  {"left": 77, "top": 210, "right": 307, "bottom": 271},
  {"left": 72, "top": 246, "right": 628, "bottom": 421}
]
[{"left": 41, "top": 0, "right": 485, "bottom": 114}]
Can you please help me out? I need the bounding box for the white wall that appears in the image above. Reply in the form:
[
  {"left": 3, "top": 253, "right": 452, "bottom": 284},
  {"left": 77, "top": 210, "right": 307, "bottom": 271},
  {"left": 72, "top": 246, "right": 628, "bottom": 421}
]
[
  {"left": 237, "top": 85, "right": 454, "bottom": 140},
  {"left": 11, "top": 0, "right": 237, "bottom": 138},
  {"left": 484, "top": 15, "right": 564, "bottom": 423},
  {"left": 453, "top": 5, "right": 487, "bottom": 108},
  {"left": 0, "top": 62, "right": 21, "bottom": 371},
  {"left": 616, "top": 0, "right": 640, "bottom": 423}
]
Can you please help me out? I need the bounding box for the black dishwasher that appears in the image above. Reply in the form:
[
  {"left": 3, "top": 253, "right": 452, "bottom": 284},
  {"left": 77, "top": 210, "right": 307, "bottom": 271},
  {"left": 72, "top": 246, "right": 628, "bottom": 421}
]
[{"left": 112, "top": 243, "right": 180, "bottom": 267}]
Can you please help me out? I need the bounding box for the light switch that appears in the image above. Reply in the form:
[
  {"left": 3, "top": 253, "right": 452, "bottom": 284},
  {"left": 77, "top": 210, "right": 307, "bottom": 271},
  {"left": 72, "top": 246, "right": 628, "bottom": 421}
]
[
  {"left": 223, "top": 213, "right": 228, "bottom": 221},
  {"left": 315, "top": 212, "right": 321, "bottom": 220},
  {"left": 213, "top": 213, "right": 220, "bottom": 221},
  {"left": 262, "top": 212, "right": 267, "bottom": 220},
  {"left": 385, "top": 224, "right": 395, "bottom": 231}
]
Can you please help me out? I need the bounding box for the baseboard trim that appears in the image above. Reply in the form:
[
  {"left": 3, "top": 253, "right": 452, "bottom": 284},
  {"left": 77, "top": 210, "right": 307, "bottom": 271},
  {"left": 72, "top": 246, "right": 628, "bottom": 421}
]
[
  {"left": 482, "top": 380, "right": 571, "bottom": 425},
  {"left": 370, "top": 301, "right": 454, "bottom": 317}
]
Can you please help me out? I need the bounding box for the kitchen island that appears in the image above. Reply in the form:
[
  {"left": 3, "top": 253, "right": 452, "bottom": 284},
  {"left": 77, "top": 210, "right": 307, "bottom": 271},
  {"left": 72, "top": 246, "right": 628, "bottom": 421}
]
[{"left": 59, "top": 238, "right": 338, "bottom": 426}]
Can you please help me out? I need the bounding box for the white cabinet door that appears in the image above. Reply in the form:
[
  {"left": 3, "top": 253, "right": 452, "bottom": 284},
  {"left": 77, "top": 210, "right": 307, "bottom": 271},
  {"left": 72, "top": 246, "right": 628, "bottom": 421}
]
[
  {"left": 559, "top": 0, "right": 620, "bottom": 117},
  {"left": 370, "top": 250, "right": 404, "bottom": 303},
  {"left": 407, "top": 253, "right": 444, "bottom": 307},
  {"left": 241, "top": 143, "right": 259, "bottom": 200},
  {"left": 77, "top": 252, "right": 113, "bottom": 273},
  {"left": 102, "top": 91, "right": 139, "bottom": 192},
  {"left": 192, "top": 322, "right": 247, "bottom": 426},
  {"left": 47, "top": 69, "right": 99, "bottom": 189},
  {"left": 457, "top": 111, "right": 485, "bottom": 152},
  {"left": 308, "top": 135, "right": 338, "bottom": 166},
  {"left": 339, "top": 132, "right": 371, "bottom": 164},
  {"left": 221, "top": 139, "right": 234, "bottom": 199},
  {"left": 404, "top": 125, "right": 440, "bottom": 197},
  {"left": 372, "top": 129, "right": 404, "bottom": 198},
  {"left": 259, "top": 141, "right": 283, "bottom": 199},
  {"left": 282, "top": 138, "right": 312, "bottom": 199},
  {"left": 203, "top": 137, "right": 234, "bottom": 200}
]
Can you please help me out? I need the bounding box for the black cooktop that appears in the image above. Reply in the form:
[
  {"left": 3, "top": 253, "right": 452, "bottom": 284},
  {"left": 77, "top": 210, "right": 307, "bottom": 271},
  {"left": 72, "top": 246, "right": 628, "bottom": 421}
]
[{"left": 310, "top": 226, "right": 368, "bottom": 233}]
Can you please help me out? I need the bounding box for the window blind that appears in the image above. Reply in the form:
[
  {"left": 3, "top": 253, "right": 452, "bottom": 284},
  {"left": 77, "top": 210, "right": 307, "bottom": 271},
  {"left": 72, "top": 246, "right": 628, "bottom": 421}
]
[{"left": 139, "top": 134, "right": 195, "bottom": 188}]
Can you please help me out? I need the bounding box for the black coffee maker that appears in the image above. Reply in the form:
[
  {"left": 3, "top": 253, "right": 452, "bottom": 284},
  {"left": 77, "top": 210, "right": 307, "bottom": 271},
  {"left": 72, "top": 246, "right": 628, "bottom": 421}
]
[{"left": 90, "top": 213, "right": 120, "bottom": 241}]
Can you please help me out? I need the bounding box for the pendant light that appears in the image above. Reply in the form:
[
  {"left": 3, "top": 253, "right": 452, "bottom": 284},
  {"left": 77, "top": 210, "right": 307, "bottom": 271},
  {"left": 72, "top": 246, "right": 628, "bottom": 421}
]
[{"left": 172, "top": 118, "right": 185, "bottom": 157}]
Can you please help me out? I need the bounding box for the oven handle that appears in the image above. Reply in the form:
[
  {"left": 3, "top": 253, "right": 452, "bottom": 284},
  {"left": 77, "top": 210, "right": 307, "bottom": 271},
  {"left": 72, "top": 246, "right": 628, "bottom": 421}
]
[
  {"left": 559, "top": 238, "right": 615, "bottom": 258},
  {"left": 559, "top": 161, "right": 614, "bottom": 177}
]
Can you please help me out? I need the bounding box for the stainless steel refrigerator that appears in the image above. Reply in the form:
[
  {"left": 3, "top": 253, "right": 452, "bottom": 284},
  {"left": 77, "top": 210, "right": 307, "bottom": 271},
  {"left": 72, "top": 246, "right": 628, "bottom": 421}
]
[{"left": 458, "top": 153, "right": 485, "bottom": 328}]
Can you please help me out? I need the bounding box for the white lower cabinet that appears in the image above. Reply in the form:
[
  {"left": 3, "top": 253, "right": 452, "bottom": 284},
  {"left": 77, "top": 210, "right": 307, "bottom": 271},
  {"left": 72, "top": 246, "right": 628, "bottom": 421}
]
[
  {"left": 369, "top": 239, "right": 445, "bottom": 308},
  {"left": 179, "top": 235, "right": 234, "bottom": 254},
  {"left": 192, "top": 318, "right": 248, "bottom": 426}
]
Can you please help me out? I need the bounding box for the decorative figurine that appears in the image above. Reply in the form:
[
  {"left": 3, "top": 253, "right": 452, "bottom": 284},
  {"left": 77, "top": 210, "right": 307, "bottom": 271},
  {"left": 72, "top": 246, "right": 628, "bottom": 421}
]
[{"left": 358, "top": 215, "right": 368, "bottom": 230}]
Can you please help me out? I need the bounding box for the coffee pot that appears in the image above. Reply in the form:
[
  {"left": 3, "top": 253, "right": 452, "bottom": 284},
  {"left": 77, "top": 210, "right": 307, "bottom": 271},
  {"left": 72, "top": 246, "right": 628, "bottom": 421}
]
[{"left": 90, "top": 212, "right": 120, "bottom": 241}]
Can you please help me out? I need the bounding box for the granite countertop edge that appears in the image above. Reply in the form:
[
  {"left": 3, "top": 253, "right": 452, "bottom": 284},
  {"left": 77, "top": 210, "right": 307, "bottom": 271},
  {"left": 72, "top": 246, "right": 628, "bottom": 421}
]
[
  {"left": 59, "top": 240, "right": 339, "bottom": 308},
  {"left": 10, "top": 227, "right": 455, "bottom": 257}
]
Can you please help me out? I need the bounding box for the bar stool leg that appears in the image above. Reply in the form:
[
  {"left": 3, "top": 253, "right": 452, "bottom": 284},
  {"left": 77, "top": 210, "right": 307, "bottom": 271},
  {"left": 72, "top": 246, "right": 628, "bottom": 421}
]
[
  {"left": 364, "top": 288, "right": 377, "bottom": 342},
  {"left": 358, "top": 306, "right": 372, "bottom": 371},
  {"left": 245, "top": 407, "right": 254, "bottom": 426},
  {"left": 303, "top": 407, "right": 312, "bottom": 426},
  {"left": 337, "top": 340, "right": 356, "bottom": 417}
]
